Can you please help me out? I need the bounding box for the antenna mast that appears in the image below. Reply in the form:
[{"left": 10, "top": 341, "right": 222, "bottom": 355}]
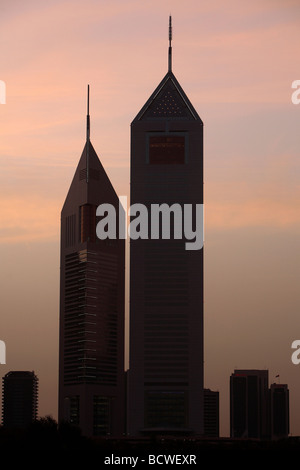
[
  {"left": 86, "top": 84, "right": 90, "bottom": 142},
  {"left": 168, "top": 16, "right": 172, "bottom": 72},
  {"left": 86, "top": 84, "right": 90, "bottom": 183}
]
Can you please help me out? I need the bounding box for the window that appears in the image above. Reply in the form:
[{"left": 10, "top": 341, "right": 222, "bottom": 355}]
[
  {"left": 93, "top": 396, "right": 111, "bottom": 436},
  {"left": 145, "top": 391, "right": 187, "bottom": 428},
  {"left": 80, "top": 204, "right": 96, "bottom": 243},
  {"left": 65, "top": 214, "right": 76, "bottom": 247},
  {"left": 149, "top": 135, "right": 185, "bottom": 164}
]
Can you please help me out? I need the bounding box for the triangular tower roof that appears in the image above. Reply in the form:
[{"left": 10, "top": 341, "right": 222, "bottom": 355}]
[
  {"left": 62, "top": 86, "right": 119, "bottom": 213},
  {"left": 132, "top": 17, "right": 202, "bottom": 124},
  {"left": 132, "top": 71, "right": 202, "bottom": 123}
]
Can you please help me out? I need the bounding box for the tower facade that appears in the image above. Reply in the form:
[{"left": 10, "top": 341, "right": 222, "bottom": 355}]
[
  {"left": 128, "top": 19, "right": 204, "bottom": 435},
  {"left": 204, "top": 388, "right": 219, "bottom": 438},
  {"left": 58, "top": 90, "right": 125, "bottom": 437},
  {"left": 269, "top": 383, "right": 289, "bottom": 439},
  {"left": 2, "top": 371, "right": 38, "bottom": 429},
  {"left": 230, "top": 369, "right": 269, "bottom": 439}
]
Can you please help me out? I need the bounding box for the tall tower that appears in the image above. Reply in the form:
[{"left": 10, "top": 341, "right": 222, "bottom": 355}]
[
  {"left": 58, "top": 87, "right": 125, "bottom": 437},
  {"left": 128, "top": 18, "right": 204, "bottom": 435}
]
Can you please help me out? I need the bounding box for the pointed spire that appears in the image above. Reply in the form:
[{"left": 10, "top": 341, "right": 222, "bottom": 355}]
[
  {"left": 86, "top": 84, "right": 90, "bottom": 183},
  {"left": 86, "top": 84, "right": 90, "bottom": 143},
  {"left": 168, "top": 15, "right": 172, "bottom": 72}
]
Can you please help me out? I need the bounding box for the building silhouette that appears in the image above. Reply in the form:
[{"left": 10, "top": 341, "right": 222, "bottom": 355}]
[
  {"left": 204, "top": 389, "right": 219, "bottom": 437},
  {"left": 269, "top": 383, "right": 289, "bottom": 439},
  {"left": 58, "top": 87, "right": 125, "bottom": 437},
  {"left": 230, "top": 369, "right": 290, "bottom": 440},
  {"left": 2, "top": 371, "right": 38, "bottom": 429},
  {"left": 128, "top": 17, "right": 204, "bottom": 436},
  {"left": 230, "top": 369, "right": 269, "bottom": 439}
]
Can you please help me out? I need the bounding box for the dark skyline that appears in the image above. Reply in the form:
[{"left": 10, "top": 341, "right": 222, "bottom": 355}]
[
  {"left": 230, "top": 369, "right": 289, "bottom": 440},
  {"left": 0, "top": 1, "right": 300, "bottom": 438}
]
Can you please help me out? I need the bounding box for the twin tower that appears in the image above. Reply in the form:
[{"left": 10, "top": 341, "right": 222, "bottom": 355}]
[{"left": 59, "top": 18, "right": 204, "bottom": 437}]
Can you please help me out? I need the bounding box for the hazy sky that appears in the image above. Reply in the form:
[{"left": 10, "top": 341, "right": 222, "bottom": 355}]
[{"left": 0, "top": 0, "right": 299, "bottom": 437}]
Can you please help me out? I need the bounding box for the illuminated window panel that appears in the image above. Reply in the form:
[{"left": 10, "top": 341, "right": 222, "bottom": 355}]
[
  {"left": 149, "top": 135, "right": 185, "bottom": 164},
  {"left": 80, "top": 204, "right": 96, "bottom": 243}
]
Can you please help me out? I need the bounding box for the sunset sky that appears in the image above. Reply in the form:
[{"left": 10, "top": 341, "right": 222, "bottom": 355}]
[{"left": 0, "top": 0, "right": 300, "bottom": 437}]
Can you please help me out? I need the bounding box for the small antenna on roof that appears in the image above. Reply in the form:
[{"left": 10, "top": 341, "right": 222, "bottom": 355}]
[
  {"left": 86, "top": 84, "right": 90, "bottom": 142},
  {"left": 86, "top": 84, "right": 90, "bottom": 183},
  {"left": 168, "top": 16, "right": 172, "bottom": 72}
]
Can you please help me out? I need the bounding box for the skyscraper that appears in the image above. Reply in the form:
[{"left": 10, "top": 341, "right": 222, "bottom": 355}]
[
  {"left": 58, "top": 87, "right": 125, "bottom": 437},
  {"left": 2, "top": 371, "right": 38, "bottom": 429},
  {"left": 230, "top": 369, "right": 269, "bottom": 439},
  {"left": 269, "top": 383, "right": 289, "bottom": 439},
  {"left": 204, "top": 389, "right": 219, "bottom": 438},
  {"left": 128, "top": 18, "right": 204, "bottom": 435}
]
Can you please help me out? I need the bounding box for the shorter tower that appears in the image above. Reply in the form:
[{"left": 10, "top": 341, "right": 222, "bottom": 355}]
[
  {"left": 2, "top": 371, "right": 38, "bottom": 429},
  {"left": 230, "top": 370, "right": 269, "bottom": 439},
  {"left": 269, "top": 383, "right": 289, "bottom": 439},
  {"left": 203, "top": 389, "right": 219, "bottom": 437},
  {"left": 58, "top": 87, "right": 125, "bottom": 437}
]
